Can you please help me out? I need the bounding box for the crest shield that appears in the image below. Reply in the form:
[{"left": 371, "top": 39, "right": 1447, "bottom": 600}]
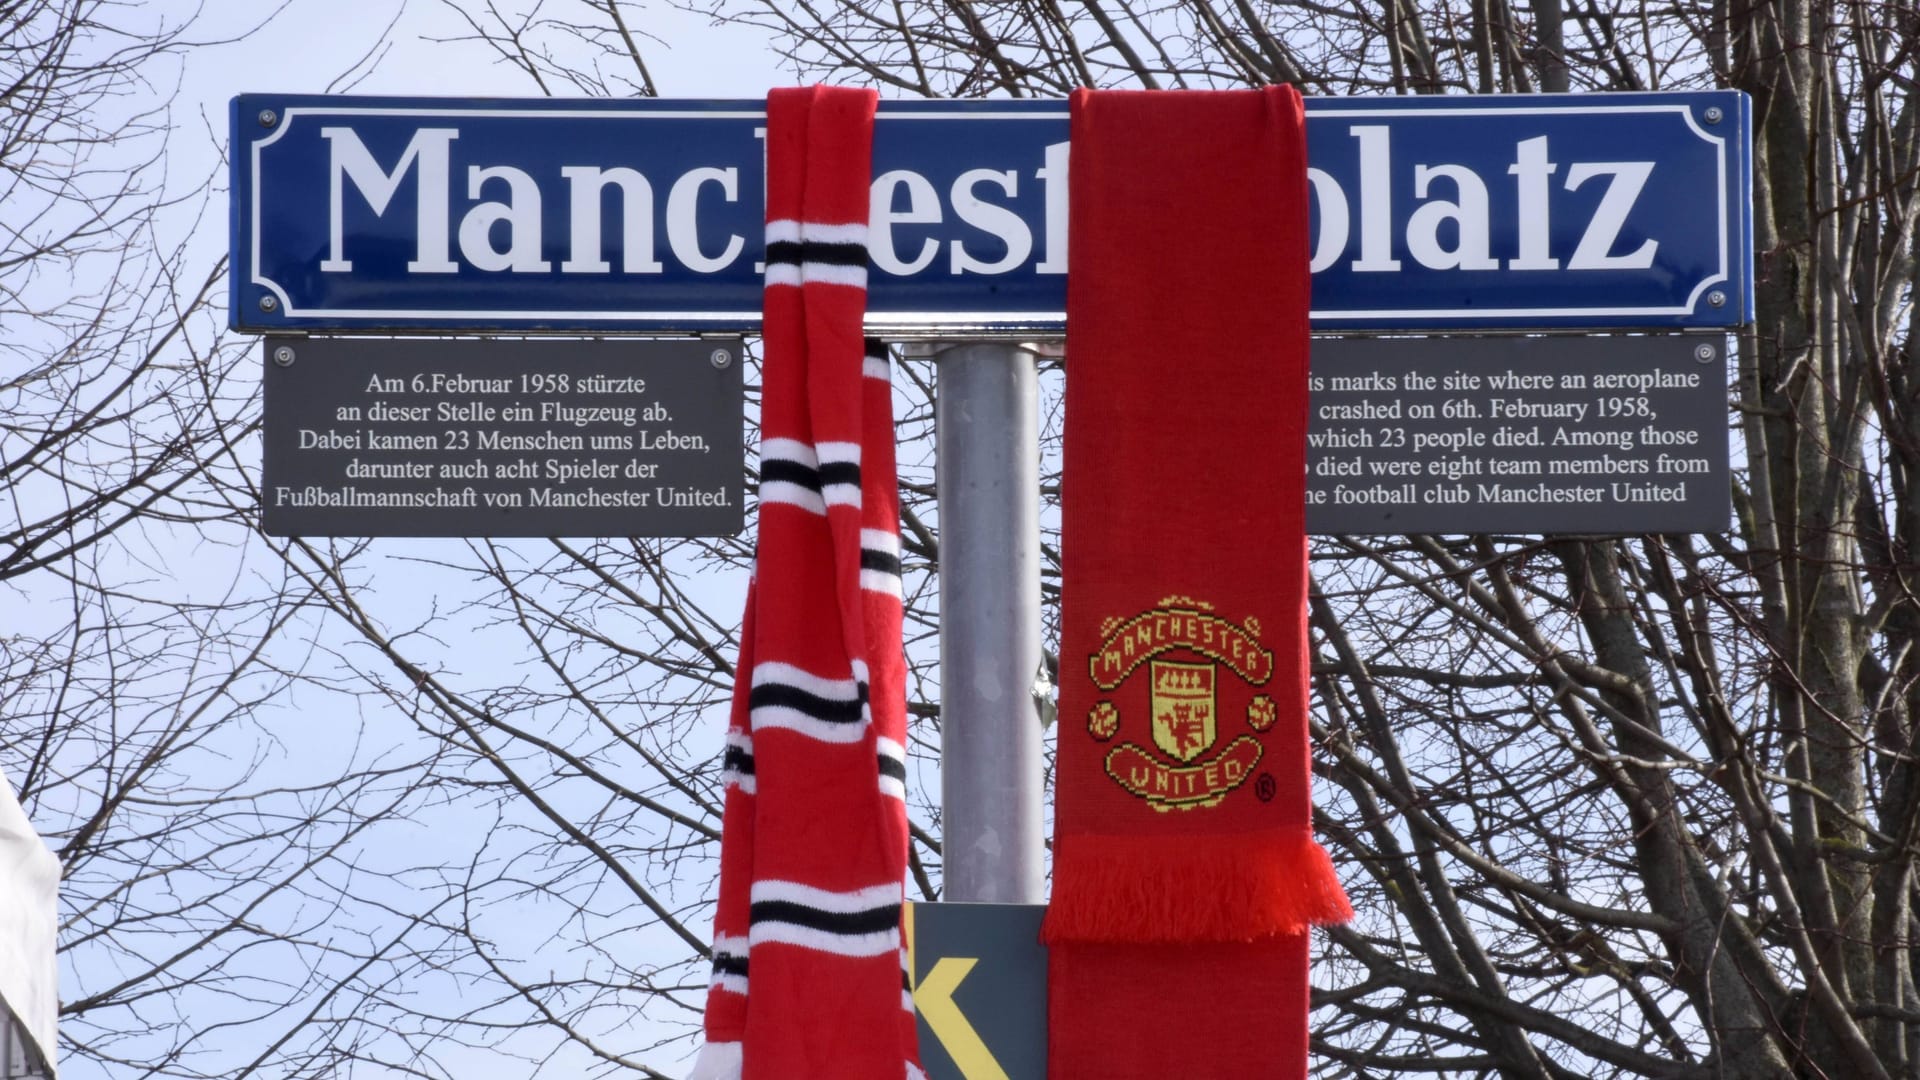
[{"left": 1150, "top": 660, "right": 1216, "bottom": 763}]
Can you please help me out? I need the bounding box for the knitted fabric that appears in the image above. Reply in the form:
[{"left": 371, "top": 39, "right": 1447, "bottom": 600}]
[
  {"left": 690, "top": 85, "right": 921, "bottom": 1080},
  {"left": 1044, "top": 86, "right": 1353, "bottom": 1078}
]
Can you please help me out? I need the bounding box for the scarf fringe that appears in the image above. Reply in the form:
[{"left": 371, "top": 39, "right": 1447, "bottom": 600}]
[{"left": 1043, "top": 825, "right": 1352, "bottom": 944}]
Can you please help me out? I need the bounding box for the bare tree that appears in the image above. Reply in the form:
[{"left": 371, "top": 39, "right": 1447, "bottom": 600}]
[
  {"left": 3, "top": 4, "right": 492, "bottom": 1077},
  {"left": 9, "top": 0, "right": 1920, "bottom": 1077},
  {"left": 670, "top": 2, "right": 1920, "bottom": 1077},
  {"left": 681, "top": 1, "right": 1920, "bottom": 1076}
]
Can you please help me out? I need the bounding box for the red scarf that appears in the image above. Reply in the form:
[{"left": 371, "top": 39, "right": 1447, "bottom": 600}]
[
  {"left": 690, "top": 85, "right": 921, "bottom": 1080},
  {"left": 1044, "top": 86, "right": 1352, "bottom": 1077}
]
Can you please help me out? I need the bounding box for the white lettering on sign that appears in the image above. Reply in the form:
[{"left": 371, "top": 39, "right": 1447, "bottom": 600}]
[
  {"left": 313, "top": 124, "right": 1664, "bottom": 284},
  {"left": 1350, "top": 126, "right": 1400, "bottom": 272},
  {"left": 868, "top": 146, "right": 1069, "bottom": 279},
  {"left": 320, "top": 127, "right": 744, "bottom": 276},
  {"left": 1314, "top": 127, "right": 1658, "bottom": 275},
  {"left": 320, "top": 127, "right": 458, "bottom": 274},
  {"left": 870, "top": 169, "right": 942, "bottom": 275},
  {"left": 460, "top": 165, "right": 549, "bottom": 272},
  {"left": 1508, "top": 135, "right": 1559, "bottom": 270},
  {"left": 1306, "top": 168, "right": 1349, "bottom": 273},
  {"left": 1407, "top": 164, "right": 1496, "bottom": 271},
  {"left": 1564, "top": 161, "right": 1658, "bottom": 269},
  {"left": 560, "top": 167, "right": 664, "bottom": 274},
  {"left": 1034, "top": 139, "right": 1068, "bottom": 274},
  {"left": 949, "top": 169, "right": 1029, "bottom": 275},
  {"left": 664, "top": 167, "right": 744, "bottom": 273}
]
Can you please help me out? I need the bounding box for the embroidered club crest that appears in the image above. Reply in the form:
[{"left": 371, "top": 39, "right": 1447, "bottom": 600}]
[
  {"left": 1150, "top": 661, "right": 1215, "bottom": 762},
  {"left": 1087, "top": 596, "right": 1274, "bottom": 811}
]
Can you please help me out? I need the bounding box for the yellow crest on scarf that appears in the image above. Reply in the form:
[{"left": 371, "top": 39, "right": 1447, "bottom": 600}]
[{"left": 1086, "top": 597, "right": 1273, "bottom": 811}]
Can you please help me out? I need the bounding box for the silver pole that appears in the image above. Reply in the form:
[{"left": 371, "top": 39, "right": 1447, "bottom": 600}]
[{"left": 935, "top": 342, "right": 1045, "bottom": 905}]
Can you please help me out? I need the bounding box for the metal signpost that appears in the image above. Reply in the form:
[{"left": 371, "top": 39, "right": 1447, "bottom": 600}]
[{"left": 232, "top": 89, "right": 1754, "bottom": 1080}]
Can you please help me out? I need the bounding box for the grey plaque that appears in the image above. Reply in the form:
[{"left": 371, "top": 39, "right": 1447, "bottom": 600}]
[
  {"left": 263, "top": 336, "right": 744, "bottom": 537},
  {"left": 1306, "top": 335, "right": 1729, "bottom": 534}
]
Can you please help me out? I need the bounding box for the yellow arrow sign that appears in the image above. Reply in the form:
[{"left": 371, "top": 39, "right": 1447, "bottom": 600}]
[{"left": 913, "top": 957, "right": 1011, "bottom": 1080}]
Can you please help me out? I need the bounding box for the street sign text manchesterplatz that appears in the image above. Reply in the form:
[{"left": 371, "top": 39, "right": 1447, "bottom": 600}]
[{"left": 231, "top": 92, "right": 1752, "bottom": 335}]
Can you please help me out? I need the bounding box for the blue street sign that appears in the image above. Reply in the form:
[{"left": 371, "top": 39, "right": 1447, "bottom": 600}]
[{"left": 231, "top": 92, "right": 1751, "bottom": 334}]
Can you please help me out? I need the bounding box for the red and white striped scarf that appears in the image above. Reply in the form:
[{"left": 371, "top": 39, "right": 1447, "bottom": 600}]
[{"left": 689, "top": 86, "right": 922, "bottom": 1080}]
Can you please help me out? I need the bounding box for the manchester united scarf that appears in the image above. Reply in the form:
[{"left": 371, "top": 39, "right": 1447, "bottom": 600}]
[
  {"left": 690, "top": 86, "right": 922, "bottom": 1080},
  {"left": 1043, "top": 87, "right": 1353, "bottom": 1078}
]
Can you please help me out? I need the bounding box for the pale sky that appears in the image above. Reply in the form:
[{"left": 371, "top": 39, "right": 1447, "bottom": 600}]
[{"left": 33, "top": 6, "right": 798, "bottom": 1077}]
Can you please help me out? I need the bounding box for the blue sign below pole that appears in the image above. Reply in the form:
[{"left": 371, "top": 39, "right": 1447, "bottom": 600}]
[{"left": 231, "top": 92, "right": 1751, "bottom": 335}]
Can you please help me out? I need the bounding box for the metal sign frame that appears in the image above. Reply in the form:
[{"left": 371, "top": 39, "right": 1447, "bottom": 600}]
[{"left": 231, "top": 91, "right": 1752, "bottom": 336}]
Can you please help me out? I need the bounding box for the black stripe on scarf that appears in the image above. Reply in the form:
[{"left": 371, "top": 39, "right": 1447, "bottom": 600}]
[
  {"left": 860, "top": 547, "right": 903, "bottom": 577},
  {"left": 722, "top": 745, "right": 755, "bottom": 777},
  {"left": 765, "top": 239, "right": 869, "bottom": 268},
  {"left": 749, "top": 900, "right": 902, "bottom": 937},
  {"left": 747, "top": 682, "right": 869, "bottom": 725},
  {"left": 758, "top": 458, "right": 861, "bottom": 493}
]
